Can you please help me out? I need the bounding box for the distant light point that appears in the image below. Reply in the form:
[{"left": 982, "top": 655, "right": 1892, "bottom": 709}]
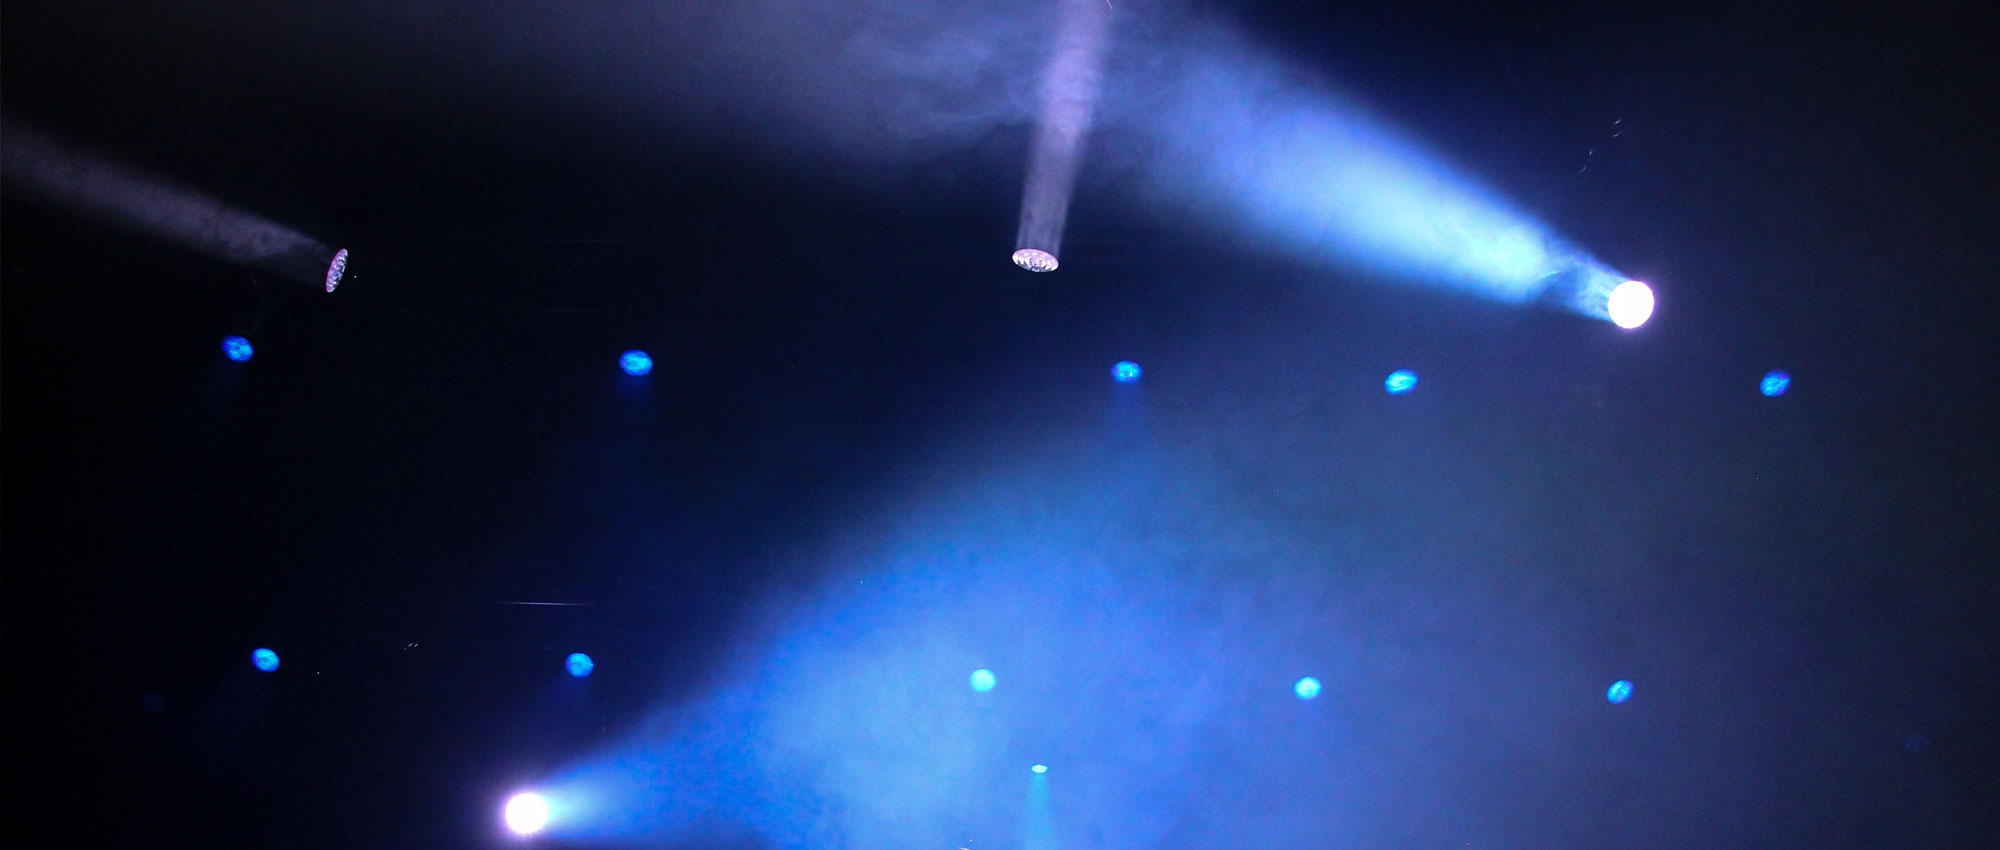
[
  {"left": 1384, "top": 370, "right": 1418, "bottom": 394},
  {"left": 1111, "top": 361, "right": 1143, "bottom": 383},
  {"left": 222, "top": 336, "right": 254, "bottom": 362},
  {"left": 969, "top": 668, "right": 996, "bottom": 692},
  {"left": 1760, "top": 371, "right": 1791, "bottom": 397},
  {"left": 251, "top": 648, "right": 280, "bottom": 672},
  {"left": 1607, "top": 680, "right": 1634, "bottom": 704},
  {"left": 1294, "top": 676, "right": 1322, "bottom": 700},
  {"left": 619, "top": 350, "right": 653, "bottom": 376},
  {"left": 566, "top": 653, "right": 595, "bottom": 678}
]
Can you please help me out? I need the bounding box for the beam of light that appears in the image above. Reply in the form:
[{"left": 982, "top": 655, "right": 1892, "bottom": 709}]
[
  {"left": 619, "top": 350, "right": 653, "bottom": 376},
  {"left": 251, "top": 647, "right": 279, "bottom": 672},
  {"left": 1294, "top": 676, "right": 1322, "bottom": 700},
  {"left": 0, "top": 116, "right": 343, "bottom": 289},
  {"left": 1606, "top": 680, "right": 1634, "bottom": 704},
  {"left": 222, "top": 336, "right": 255, "bottom": 363},
  {"left": 567, "top": 653, "right": 596, "bottom": 678},
  {"left": 969, "top": 668, "right": 997, "bottom": 692},
  {"left": 1383, "top": 370, "right": 1417, "bottom": 395},
  {"left": 1013, "top": 0, "right": 1113, "bottom": 272},
  {"left": 504, "top": 792, "right": 551, "bottom": 836},
  {"left": 1760, "top": 371, "right": 1791, "bottom": 397},
  {"left": 1111, "top": 361, "right": 1143, "bottom": 383}
]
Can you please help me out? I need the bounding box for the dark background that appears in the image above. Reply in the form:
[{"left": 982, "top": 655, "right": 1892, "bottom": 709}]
[{"left": 4, "top": 1, "right": 1997, "bottom": 848}]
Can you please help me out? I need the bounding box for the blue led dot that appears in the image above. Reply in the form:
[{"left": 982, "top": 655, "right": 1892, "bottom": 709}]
[
  {"left": 1384, "top": 370, "right": 1418, "bottom": 394},
  {"left": 566, "top": 652, "right": 595, "bottom": 678},
  {"left": 969, "top": 668, "right": 996, "bottom": 692},
  {"left": 1294, "top": 676, "right": 1323, "bottom": 700},
  {"left": 251, "top": 648, "right": 280, "bottom": 672},
  {"left": 1111, "top": 361, "right": 1143, "bottom": 383},
  {"left": 222, "top": 336, "right": 254, "bottom": 362},
  {"left": 1607, "top": 680, "right": 1634, "bottom": 704},
  {"left": 1031, "top": 764, "right": 1048, "bottom": 774},
  {"left": 1760, "top": 371, "right": 1790, "bottom": 397},
  {"left": 620, "top": 350, "right": 653, "bottom": 376}
]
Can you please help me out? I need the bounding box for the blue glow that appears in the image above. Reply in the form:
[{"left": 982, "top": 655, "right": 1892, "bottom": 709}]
[
  {"left": 1030, "top": 764, "right": 1048, "bottom": 774},
  {"left": 251, "top": 647, "right": 279, "bottom": 672},
  {"left": 222, "top": 336, "right": 254, "bottom": 362},
  {"left": 1294, "top": 676, "right": 1322, "bottom": 700},
  {"left": 1761, "top": 371, "right": 1791, "bottom": 397},
  {"left": 619, "top": 350, "right": 653, "bottom": 376},
  {"left": 1111, "top": 361, "right": 1142, "bottom": 383},
  {"left": 969, "top": 668, "right": 996, "bottom": 692},
  {"left": 1607, "top": 680, "right": 1634, "bottom": 704},
  {"left": 566, "top": 653, "right": 595, "bottom": 678},
  {"left": 1383, "top": 370, "right": 1418, "bottom": 394}
]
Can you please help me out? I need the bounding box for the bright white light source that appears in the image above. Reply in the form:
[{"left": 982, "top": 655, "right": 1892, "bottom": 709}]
[
  {"left": 1607, "top": 280, "right": 1654, "bottom": 329},
  {"left": 1012, "top": 248, "right": 1059, "bottom": 273},
  {"left": 324, "top": 248, "right": 348, "bottom": 293},
  {"left": 504, "top": 792, "right": 549, "bottom": 836}
]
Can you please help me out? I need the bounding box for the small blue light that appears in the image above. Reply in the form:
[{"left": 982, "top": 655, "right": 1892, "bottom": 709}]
[
  {"left": 251, "top": 648, "right": 279, "bottom": 672},
  {"left": 1111, "top": 361, "right": 1143, "bottom": 383},
  {"left": 620, "top": 350, "right": 653, "bottom": 376},
  {"left": 969, "top": 668, "right": 996, "bottom": 692},
  {"left": 1294, "top": 676, "right": 1322, "bottom": 700},
  {"left": 1607, "top": 680, "right": 1634, "bottom": 704},
  {"left": 1031, "top": 764, "right": 1048, "bottom": 774},
  {"left": 566, "top": 652, "right": 595, "bottom": 678},
  {"left": 1760, "top": 371, "right": 1790, "bottom": 397},
  {"left": 1384, "top": 370, "right": 1418, "bottom": 394},
  {"left": 222, "top": 336, "right": 254, "bottom": 362}
]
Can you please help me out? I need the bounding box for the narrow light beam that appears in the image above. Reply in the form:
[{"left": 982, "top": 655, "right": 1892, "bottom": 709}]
[{"left": 1013, "top": 0, "right": 1113, "bottom": 271}]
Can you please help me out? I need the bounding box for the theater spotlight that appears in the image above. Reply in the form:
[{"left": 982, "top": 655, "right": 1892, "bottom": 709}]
[
  {"left": 222, "top": 336, "right": 255, "bottom": 363},
  {"left": 250, "top": 647, "right": 280, "bottom": 672},
  {"left": 1606, "top": 280, "right": 1655, "bottom": 329},
  {"left": 504, "top": 792, "right": 550, "bottom": 836}
]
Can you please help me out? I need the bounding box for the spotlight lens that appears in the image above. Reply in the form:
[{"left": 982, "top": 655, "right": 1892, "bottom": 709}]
[
  {"left": 324, "top": 248, "right": 349, "bottom": 293},
  {"left": 1384, "top": 370, "right": 1418, "bottom": 394},
  {"left": 504, "top": 792, "right": 550, "bottom": 835},
  {"left": 1111, "top": 361, "right": 1143, "bottom": 383},
  {"left": 1031, "top": 764, "right": 1048, "bottom": 774},
  {"left": 1607, "top": 281, "right": 1654, "bottom": 329},
  {"left": 251, "top": 648, "right": 280, "bottom": 672},
  {"left": 1760, "top": 371, "right": 1791, "bottom": 397},
  {"left": 969, "top": 668, "right": 996, "bottom": 692},
  {"left": 222, "top": 336, "right": 254, "bottom": 362},
  {"left": 1012, "top": 248, "right": 1059, "bottom": 272},
  {"left": 619, "top": 350, "right": 653, "bottom": 376},
  {"left": 1607, "top": 680, "right": 1634, "bottom": 704},
  {"left": 1294, "top": 676, "right": 1322, "bottom": 700},
  {"left": 565, "top": 653, "right": 595, "bottom": 678}
]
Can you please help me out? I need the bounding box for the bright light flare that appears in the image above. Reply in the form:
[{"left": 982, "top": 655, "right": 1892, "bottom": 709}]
[
  {"left": 504, "top": 792, "right": 550, "bottom": 835},
  {"left": 969, "top": 668, "right": 996, "bottom": 692},
  {"left": 324, "top": 248, "right": 349, "bottom": 293},
  {"left": 1383, "top": 370, "right": 1417, "bottom": 394},
  {"left": 1031, "top": 764, "right": 1048, "bottom": 774},
  {"left": 1607, "top": 280, "right": 1654, "bottom": 329},
  {"left": 1012, "top": 248, "right": 1059, "bottom": 273}
]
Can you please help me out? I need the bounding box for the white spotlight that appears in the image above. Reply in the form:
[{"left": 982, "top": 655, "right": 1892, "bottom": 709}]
[
  {"left": 504, "top": 792, "right": 550, "bottom": 836},
  {"left": 1012, "top": 248, "right": 1059, "bottom": 273},
  {"left": 1607, "top": 280, "right": 1655, "bottom": 329}
]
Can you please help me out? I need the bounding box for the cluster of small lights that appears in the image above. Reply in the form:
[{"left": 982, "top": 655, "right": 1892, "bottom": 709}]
[
  {"left": 619, "top": 350, "right": 653, "bottom": 377},
  {"left": 1607, "top": 680, "right": 1635, "bottom": 704},
  {"left": 324, "top": 248, "right": 349, "bottom": 293},
  {"left": 251, "top": 647, "right": 280, "bottom": 672},
  {"left": 1760, "top": 371, "right": 1791, "bottom": 397},
  {"left": 1111, "top": 361, "right": 1143, "bottom": 383},
  {"left": 1384, "top": 370, "right": 1418, "bottom": 394},
  {"left": 1012, "top": 248, "right": 1059, "bottom": 272},
  {"left": 222, "top": 336, "right": 254, "bottom": 362},
  {"left": 566, "top": 653, "right": 595, "bottom": 678}
]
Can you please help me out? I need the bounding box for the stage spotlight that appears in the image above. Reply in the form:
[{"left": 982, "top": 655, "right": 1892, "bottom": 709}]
[
  {"left": 1294, "top": 676, "right": 1322, "bottom": 700},
  {"left": 1384, "top": 370, "right": 1417, "bottom": 394},
  {"left": 251, "top": 648, "right": 280, "bottom": 672},
  {"left": 619, "top": 351, "right": 653, "bottom": 377},
  {"left": 1111, "top": 361, "right": 1143, "bottom": 383},
  {"left": 1012, "top": 248, "right": 1059, "bottom": 273},
  {"left": 1031, "top": 764, "right": 1048, "bottom": 774},
  {"left": 1606, "top": 280, "right": 1654, "bottom": 329},
  {"left": 566, "top": 653, "right": 595, "bottom": 678},
  {"left": 1606, "top": 680, "right": 1634, "bottom": 704},
  {"left": 1760, "top": 371, "right": 1791, "bottom": 397},
  {"left": 324, "top": 248, "right": 349, "bottom": 293},
  {"left": 969, "top": 668, "right": 996, "bottom": 692},
  {"left": 222, "top": 336, "right": 254, "bottom": 362},
  {"left": 504, "top": 792, "right": 550, "bottom": 836}
]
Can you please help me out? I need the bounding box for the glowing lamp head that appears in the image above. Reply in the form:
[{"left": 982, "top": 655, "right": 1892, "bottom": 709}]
[
  {"left": 1384, "top": 370, "right": 1418, "bottom": 395},
  {"left": 619, "top": 350, "right": 653, "bottom": 376},
  {"left": 1012, "top": 248, "right": 1059, "bottom": 273},
  {"left": 1111, "top": 361, "right": 1143, "bottom": 383},
  {"left": 1760, "top": 371, "right": 1791, "bottom": 397},
  {"left": 503, "top": 792, "right": 550, "bottom": 836},
  {"left": 565, "top": 653, "right": 595, "bottom": 678},
  {"left": 1607, "top": 680, "right": 1634, "bottom": 704},
  {"left": 324, "top": 248, "right": 349, "bottom": 293},
  {"left": 1294, "top": 676, "right": 1322, "bottom": 700},
  {"left": 222, "top": 336, "right": 254, "bottom": 362},
  {"left": 1607, "top": 280, "right": 1654, "bottom": 329},
  {"left": 1030, "top": 764, "right": 1048, "bottom": 774},
  {"left": 969, "top": 668, "right": 996, "bottom": 692},
  {"left": 251, "top": 648, "right": 280, "bottom": 672}
]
